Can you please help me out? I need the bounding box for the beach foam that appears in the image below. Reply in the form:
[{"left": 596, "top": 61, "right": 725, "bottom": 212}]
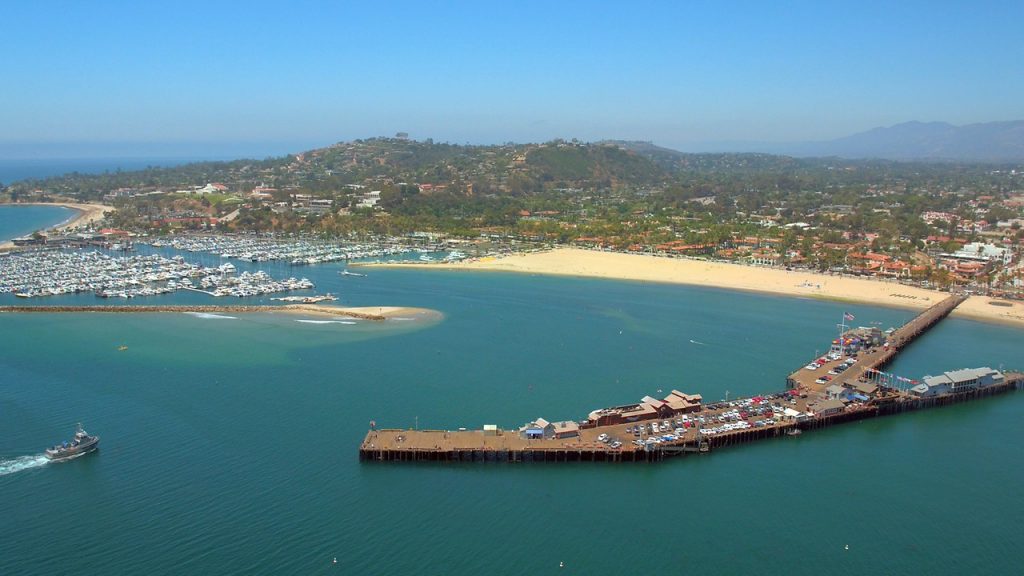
[
  {"left": 295, "top": 319, "right": 357, "bottom": 325},
  {"left": 186, "top": 312, "right": 238, "bottom": 320}
]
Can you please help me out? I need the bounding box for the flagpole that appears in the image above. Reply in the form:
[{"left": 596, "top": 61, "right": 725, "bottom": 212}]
[{"left": 839, "top": 312, "right": 846, "bottom": 360}]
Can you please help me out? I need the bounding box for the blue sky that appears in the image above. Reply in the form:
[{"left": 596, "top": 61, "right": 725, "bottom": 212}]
[{"left": 3, "top": 1, "right": 1023, "bottom": 157}]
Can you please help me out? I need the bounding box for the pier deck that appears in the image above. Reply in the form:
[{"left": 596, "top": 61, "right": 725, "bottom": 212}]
[
  {"left": 787, "top": 294, "right": 967, "bottom": 394},
  {"left": 362, "top": 394, "right": 816, "bottom": 460},
  {"left": 359, "top": 293, "right": 1020, "bottom": 464}
]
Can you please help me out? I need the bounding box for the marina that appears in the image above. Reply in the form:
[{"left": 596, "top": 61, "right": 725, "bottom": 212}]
[
  {"left": 144, "top": 235, "right": 463, "bottom": 265},
  {"left": 360, "top": 295, "right": 1023, "bottom": 463},
  {"left": 0, "top": 249, "right": 319, "bottom": 300}
]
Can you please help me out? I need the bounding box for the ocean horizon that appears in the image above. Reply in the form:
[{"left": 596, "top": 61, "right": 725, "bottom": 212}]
[{"left": 0, "top": 157, "right": 238, "bottom": 184}]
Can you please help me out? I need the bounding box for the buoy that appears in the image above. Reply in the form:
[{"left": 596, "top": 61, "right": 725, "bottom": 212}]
[
  {"left": 845, "top": 544, "right": 849, "bottom": 550},
  {"left": 333, "top": 557, "right": 338, "bottom": 564},
  {"left": 559, "top": 561, "right": 564, "bottom": 568}
]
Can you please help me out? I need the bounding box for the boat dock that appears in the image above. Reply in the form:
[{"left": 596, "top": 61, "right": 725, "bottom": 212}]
[{"left": 360, "top": 293, "right": 1021, "bottom": 464}]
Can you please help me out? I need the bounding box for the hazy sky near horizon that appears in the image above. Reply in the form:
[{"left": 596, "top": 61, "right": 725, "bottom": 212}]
[{"left": 4, "top": 1, "right": 1023, "bottom": 157}]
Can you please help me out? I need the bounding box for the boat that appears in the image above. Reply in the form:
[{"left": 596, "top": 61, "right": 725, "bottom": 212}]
[
  {"left": 786, "top": 428, "right": 803, "bottom": 436},
  {"left": 340, "top": 270, "right": 366, "bottom": 277},
  {"left": 45, "top": 423, "right": 100, "bottom": 460}
]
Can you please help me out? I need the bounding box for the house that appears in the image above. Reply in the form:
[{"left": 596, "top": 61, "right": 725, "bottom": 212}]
[
  {"left": 808, "top": 398, "right": 845, "bottom": 416},
  {"left": 356, "top": 191, "right": 382, "bottom": 209},
  {"left": 191, "top": 183, "right": 224, "bottom": 195},
  {"left": 848, "top": 381, "right": 878, "bottom": 396},
  {"left": 825, "top": 384, "right": 847, "bottom": 399},
  {"left": 520, "top": 418, "right": 554, "bottom": 439},
  {"left": 662, "top": 390, "right": 703, "bottom": 413},
  {"left": 551, "top": 420, "right": 580, "bottom": 439}
]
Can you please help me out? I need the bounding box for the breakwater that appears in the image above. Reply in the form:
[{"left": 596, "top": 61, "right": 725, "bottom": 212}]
[{"left": 0, "top": 305, "right": 386, "bottom": 321}]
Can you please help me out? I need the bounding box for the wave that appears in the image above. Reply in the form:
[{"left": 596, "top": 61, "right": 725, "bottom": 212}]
[
  {"left": 186, "top": 312, "right": 238, "bottom": 320},
  {"left": 0, "top": 454, "right": 50, "bottom": 477},
  {"left": 295, "top": 319, "right": 357, "bottom": 325}
]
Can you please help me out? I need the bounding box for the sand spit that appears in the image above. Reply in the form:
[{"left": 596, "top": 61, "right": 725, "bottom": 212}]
[{"left": 280, "top": 304, "right": 442, "bottom": 321}]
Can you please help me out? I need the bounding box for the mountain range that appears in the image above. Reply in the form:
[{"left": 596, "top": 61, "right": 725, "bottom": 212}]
[{"left": 677, "top": 120, "right": 1024, "bottom": 162}]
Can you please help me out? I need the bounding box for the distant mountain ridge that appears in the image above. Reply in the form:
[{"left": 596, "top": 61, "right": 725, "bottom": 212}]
[{"left": 706, "top": 120, "right": 1024, "bottom": 162}]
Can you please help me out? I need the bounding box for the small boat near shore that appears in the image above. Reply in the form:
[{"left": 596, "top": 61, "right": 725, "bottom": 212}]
[
  {"left": 45, "top": 423, "right": 99, "bottom": 460},
  {"left": 340, "top": 270, "right": 366, "bottom": 277}
]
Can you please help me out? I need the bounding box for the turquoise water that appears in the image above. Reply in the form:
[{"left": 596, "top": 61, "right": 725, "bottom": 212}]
[
  {"left": 0, "top": 204, "right": 75, "bottom": 240},
  {"left": 1, "top": 263, "right": 1022, "bottom": 575}
]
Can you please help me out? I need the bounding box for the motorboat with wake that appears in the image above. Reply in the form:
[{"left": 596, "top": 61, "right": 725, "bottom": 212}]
[{"left": 45, "top": 423, "right": 100, "bottom": 460}]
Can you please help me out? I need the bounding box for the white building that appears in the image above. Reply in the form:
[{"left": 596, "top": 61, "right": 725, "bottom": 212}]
[
  {"left": 910, "top": 367, "right": 1005, "bottom": 398},
  {"left": 953, "top": 242, "right": 1012, "bottom": 265}
]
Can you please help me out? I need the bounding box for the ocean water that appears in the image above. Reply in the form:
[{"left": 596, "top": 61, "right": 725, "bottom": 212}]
[
  {"left": 0, "top": 204, "right": 76, "bottom": 241},
  {"left": 1, "top": 259, "right": 1022, "bottom": 575},
  {"left": 0, "top": 157, "right": 215, "bottom": 184}
]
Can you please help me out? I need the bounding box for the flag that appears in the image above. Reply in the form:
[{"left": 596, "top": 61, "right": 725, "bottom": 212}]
[{"left": 843, "top": 312, "right": 855, "bottom": 321}]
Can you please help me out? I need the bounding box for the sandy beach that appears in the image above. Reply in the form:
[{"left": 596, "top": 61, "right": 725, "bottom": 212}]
[
  {"left": 365, "top": 248, "right": 1024, "bottom": 328},
  {"left": 0, "top": 202, "right": 115, "bottom": 252},
  {"left": 44, "top": 202, "right": 115, "bottom": 231}
]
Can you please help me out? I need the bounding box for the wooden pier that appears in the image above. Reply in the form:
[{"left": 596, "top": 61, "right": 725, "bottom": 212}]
[
  {"left": 359, "top": 374, "right": 1022, "bottom": 464},
  {"left": 787, "top": 294, "right": 967, "bottom": 394},
  {"left": 359, "top": 293, "right": 1020, "bottom": 465}
]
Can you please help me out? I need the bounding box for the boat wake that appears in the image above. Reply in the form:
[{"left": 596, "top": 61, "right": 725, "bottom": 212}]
[
  {"left": 295, "top": 319, "right": 357, "bottom": 325},
  {"left": 186, "top": 312, "right": 238, "bottom": 320},
  {"left": 0, "top": 454, "right": 50, "bottom": 477}
]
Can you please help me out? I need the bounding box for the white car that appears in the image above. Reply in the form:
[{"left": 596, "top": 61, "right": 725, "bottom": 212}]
[{"left": 597, "top": 433, "right": 609, "bottom": 443}]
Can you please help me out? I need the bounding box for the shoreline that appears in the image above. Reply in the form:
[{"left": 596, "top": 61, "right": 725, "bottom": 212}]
[
  {"left": 0, "top": 201, "right": 115, "bottom": 252},
  {"left": 363, "top": 248, "right": 1024, "bottom": 328},
  {"left": 31, "top": 201, "right": 115, "bottom": 231}
]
